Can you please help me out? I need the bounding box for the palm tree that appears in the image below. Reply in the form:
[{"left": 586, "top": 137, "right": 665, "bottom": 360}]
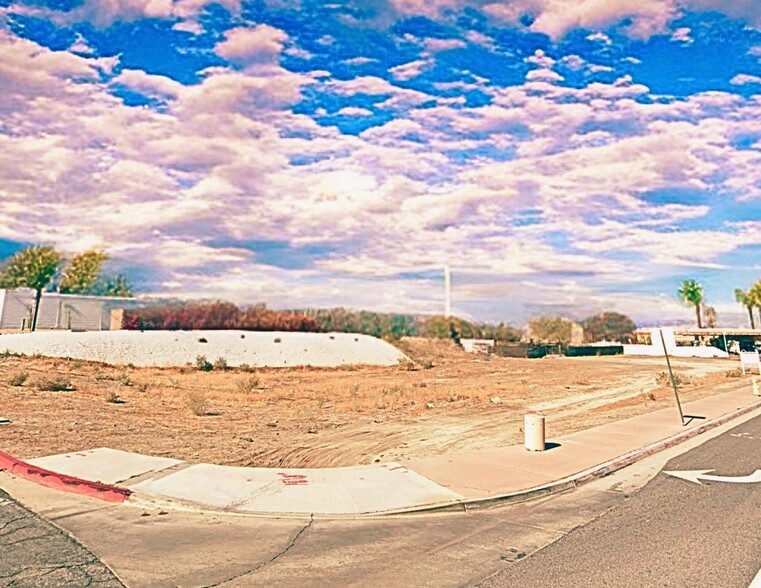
[
  {"left": 750, "top": 281, "right": 761, "bottom": 329},
  {"left": 678, "top": 279, "right": 704, "bottom": 329},
  {"left": 735, "top": 288, "right": 755, "bottom": 329}
]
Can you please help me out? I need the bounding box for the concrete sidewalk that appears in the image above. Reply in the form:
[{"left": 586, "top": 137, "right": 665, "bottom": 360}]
[{"left": 8, "top": 384, "right": 761, "bottom": 518}]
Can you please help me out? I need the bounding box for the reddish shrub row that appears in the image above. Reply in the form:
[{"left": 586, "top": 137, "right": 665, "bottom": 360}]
[{"left": 122, "top": 302, "right": 320, "bottom": 332}]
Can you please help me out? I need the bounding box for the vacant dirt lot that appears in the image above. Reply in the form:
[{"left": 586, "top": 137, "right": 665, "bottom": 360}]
[{"left": 0, "top": 338, "right": 750, "bottom": 468}]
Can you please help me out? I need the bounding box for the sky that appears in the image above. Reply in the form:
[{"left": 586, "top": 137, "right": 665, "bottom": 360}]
[{"left": 1, "top": 0, "right": 761, "bottom": 327}]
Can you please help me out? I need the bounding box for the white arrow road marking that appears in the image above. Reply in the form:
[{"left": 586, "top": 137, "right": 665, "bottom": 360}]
[
  {"left": 664, "top": 469, "right": 761, "bottom": 485},
  {"left": 749, "top": 565, "right": 761, "bottom": 588}
]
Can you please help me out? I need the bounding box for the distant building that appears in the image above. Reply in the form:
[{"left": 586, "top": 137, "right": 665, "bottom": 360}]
[{"left": 0, "top": 289, "right": 139, "bottom": 331}]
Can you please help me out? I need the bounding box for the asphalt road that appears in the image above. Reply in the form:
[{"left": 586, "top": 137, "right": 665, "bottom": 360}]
[
  {"left": 0, "top": 488, "right": 124, "bottom": 588},
  {"left": 481, "top": 413, "right": 761, "bottom": 588}
]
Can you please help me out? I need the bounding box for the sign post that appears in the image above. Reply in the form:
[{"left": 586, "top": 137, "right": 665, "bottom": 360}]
[{"left": 659, "top": 328, "right": 685, "bottom": 426}]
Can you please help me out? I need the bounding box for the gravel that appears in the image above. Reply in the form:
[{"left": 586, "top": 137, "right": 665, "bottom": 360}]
[{"left": 0, "top": 330, "right": 408, "bottom": 368}]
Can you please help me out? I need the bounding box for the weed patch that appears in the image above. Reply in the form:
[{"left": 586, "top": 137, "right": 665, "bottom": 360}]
[
  {"left": 235, "top": 375, "right": 260, "bottom": 394},
  {"left": 36, "top": 378, "right": 75, "bottom": 392},
  {"left": 7, "top": 372, "right": 29, "bottom": 387},
  {"left": 187, "top": 391, "right": 210, "bottom": 416}
]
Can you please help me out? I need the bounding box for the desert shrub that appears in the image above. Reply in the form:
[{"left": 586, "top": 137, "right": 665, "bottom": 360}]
[
  {"left": 195, "top": 355, "right": 213, "bottom": 372},
  {"left": 655, "top": 371, "right": 691, "bottom": 387},
  {"left": 7, "top": 372, "right": 29, "bottom": 386},
  {"left": 104, "top": 390, "right": 124, "bottom": 404},
  {"left": 398, "top": 358, "right": 417, "bottom": 371},
  {"left": 725, "top": 368, "right": 744, "bottom": 378},
  {"left": 187, "top": 391, "right": 209, "bottom": 416},
  {"left": 36, "top": 378, "right": 75, "bottom": 392},
  {"left": 235, "top": 375, "right": 260, "bottom": 394},
  {"left": 213, "top": 357, "right": 229, "bottom": 370},
  {"left": 238, "top": 363, "right": 253, "bottom": 372}
]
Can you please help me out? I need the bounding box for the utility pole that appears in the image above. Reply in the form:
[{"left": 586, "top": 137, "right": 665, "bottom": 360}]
[{"left": 444, "top": 264, "right": 452, "bottom": 318}]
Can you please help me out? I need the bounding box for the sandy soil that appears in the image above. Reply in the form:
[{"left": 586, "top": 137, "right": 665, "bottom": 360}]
[{"left": 0, "top": 337, "right": 750, "bottom": 468}]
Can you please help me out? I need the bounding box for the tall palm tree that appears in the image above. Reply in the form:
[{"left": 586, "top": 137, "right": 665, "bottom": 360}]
[
  {"left": 735, "top": 288, "right": 756, "bottom": 329},
  {"left": 678, "top": 279, "right": 704, "bottom": 329},
  {"left": 750, "top": 281, "right": 761, "bottom": 329}
]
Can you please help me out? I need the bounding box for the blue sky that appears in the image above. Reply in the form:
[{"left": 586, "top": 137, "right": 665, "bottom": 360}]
[{"left": 1, "top": 0, "right": 761, "bottom": 326}]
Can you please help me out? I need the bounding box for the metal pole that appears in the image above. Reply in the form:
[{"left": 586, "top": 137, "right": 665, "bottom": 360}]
[
  {"left": 444, "top": 264, "right": 452, "bottom": 318},
  {"left": 659, "top": 328, "right": 685, "bottom": 425}
]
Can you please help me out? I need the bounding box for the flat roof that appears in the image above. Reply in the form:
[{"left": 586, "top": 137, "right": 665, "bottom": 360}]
[{"left": 634, "top": 328, "right": 761, "bottom": 336}]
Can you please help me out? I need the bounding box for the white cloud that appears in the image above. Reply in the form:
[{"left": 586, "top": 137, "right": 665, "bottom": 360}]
[
  {"left": 390, "top": 59, "right": 429, "bottom": 80},
  {"left": 730, "top": 73, "right": 761, "bottom": 85},
  {"left": 215, "top": 25, "right": 288, "bottom": 67},
  {"left": 18, "top": 0, "right": 243, "bottom": 28},
  {"left": 336, "top": 106, "right": 374, "bottom": 116},
  {"left": 670, "top": 27, "right": 693, "bottom": 43},
  {"left": 3, "top": 25, "right": 761, "bottom": 323}
]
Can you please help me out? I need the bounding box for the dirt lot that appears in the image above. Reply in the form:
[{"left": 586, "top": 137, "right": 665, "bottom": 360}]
[{"left": 0, "top": 338, "right": 751, "bottom": 468}]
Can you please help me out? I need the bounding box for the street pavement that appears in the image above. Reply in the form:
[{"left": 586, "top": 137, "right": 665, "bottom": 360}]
[
  {"left": 0, "top": 488, "right": 123, "bottom": 588},
  {"left": 481, "top": 412, "right": 761, "bottom": 588}
]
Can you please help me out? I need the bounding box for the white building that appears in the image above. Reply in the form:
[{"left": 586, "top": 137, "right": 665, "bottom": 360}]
[{"left": 0, "top": 289, "right": 135, "bottom": 331}]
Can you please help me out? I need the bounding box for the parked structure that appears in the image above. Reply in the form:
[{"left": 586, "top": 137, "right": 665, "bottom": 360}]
[
  {"left": 0, "top": 289, "right": 138, "bottom": 331},
  {"left": 625, "top": 327, "right": 728, "bottom": 358}
]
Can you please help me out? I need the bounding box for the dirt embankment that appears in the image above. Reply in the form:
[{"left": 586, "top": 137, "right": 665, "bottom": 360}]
[{"left": 0, "top": 337, "right": 747, "bottom": 468}]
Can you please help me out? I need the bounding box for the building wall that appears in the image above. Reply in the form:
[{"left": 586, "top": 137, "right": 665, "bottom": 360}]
[
  {"left": 0, "top": 289, "right": 114, "bottom": 331},
  {"left": 0, "top": 290, "right": 33, "bottom": 329}
]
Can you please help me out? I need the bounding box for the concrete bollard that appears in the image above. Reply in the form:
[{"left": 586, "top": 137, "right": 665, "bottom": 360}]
[
  {"left": 524, "top": 414, "right": 546, "bottom": 452},
  {"left": 753, "top": 379, "right": 760, "bottom": 397}
]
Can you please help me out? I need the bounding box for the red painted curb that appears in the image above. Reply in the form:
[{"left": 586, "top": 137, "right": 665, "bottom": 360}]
[{"left": 0, "top": 450, "right": 132, "bottom": 503}]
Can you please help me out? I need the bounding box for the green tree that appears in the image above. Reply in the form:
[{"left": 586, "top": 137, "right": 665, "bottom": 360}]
[
  {"left": 528, "top": 316, "right": 573, "bottom": 344},
  {"left": 88, "top": 273, "right": 133, "bottom": 297},
  {"left": 581, "top": 311, "right": 636, "bottom": 343},
  {"left": 678, "top": 279, "right": 704, "bottom": 329},
  {"left": 735, "top": 288, "right": 755, "bottom": 329},
  {"left": 58, "top": 249, "right": 109, "bottom": 294},
  {"left": 0, "top": 246, "right": 63, "bottom": 331}
]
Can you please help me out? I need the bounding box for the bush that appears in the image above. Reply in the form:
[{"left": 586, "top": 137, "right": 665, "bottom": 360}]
[
  {"left": 195, "top": 355, "right": 213, "bottom": 372},
  {"left": 8, "top": 372, "right": 29, "bottom": 387},
  {"left": 123, "top": 301, "right": 319, "bottom": 332},
  {"left": 187, "top": 391, "right": 209, "bottom": 416},
  {"left": 213, "top": 357, "right": 229, "bottom": 370},
  {"left": 235, "top": 375, "right": 260, "bottom": 394},
  {"left": 36, "top": 378, "right": 75, "bottom": 392},
  {"left": 655, "top": 371, "right": 691, "bottom": 387}
]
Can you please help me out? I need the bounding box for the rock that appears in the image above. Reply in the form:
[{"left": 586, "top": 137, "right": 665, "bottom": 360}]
[
  {"left": 426, "top": 402, "right": 435, "bottom": 409},
  {"left": 267, "top": 419, "right": 278, "bottom": 427},
  {"left": 307, "top": 426, "right": 317, "bottom": 434},
  {"left": 490, "top": 396, "right": 502, "bottom": 404}
]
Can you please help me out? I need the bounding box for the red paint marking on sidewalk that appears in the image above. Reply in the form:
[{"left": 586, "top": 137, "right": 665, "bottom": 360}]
[
  {"left": 0, "top": 450, "right": 131, "bottom": 503},
  {"left": 277, "top": 472, "right": 309, "bottom": 486}
]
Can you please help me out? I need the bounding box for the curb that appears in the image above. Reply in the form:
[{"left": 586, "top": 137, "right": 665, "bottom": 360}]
[{"left": 0, "top": 450, "right": 132, "bottom": 503}]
